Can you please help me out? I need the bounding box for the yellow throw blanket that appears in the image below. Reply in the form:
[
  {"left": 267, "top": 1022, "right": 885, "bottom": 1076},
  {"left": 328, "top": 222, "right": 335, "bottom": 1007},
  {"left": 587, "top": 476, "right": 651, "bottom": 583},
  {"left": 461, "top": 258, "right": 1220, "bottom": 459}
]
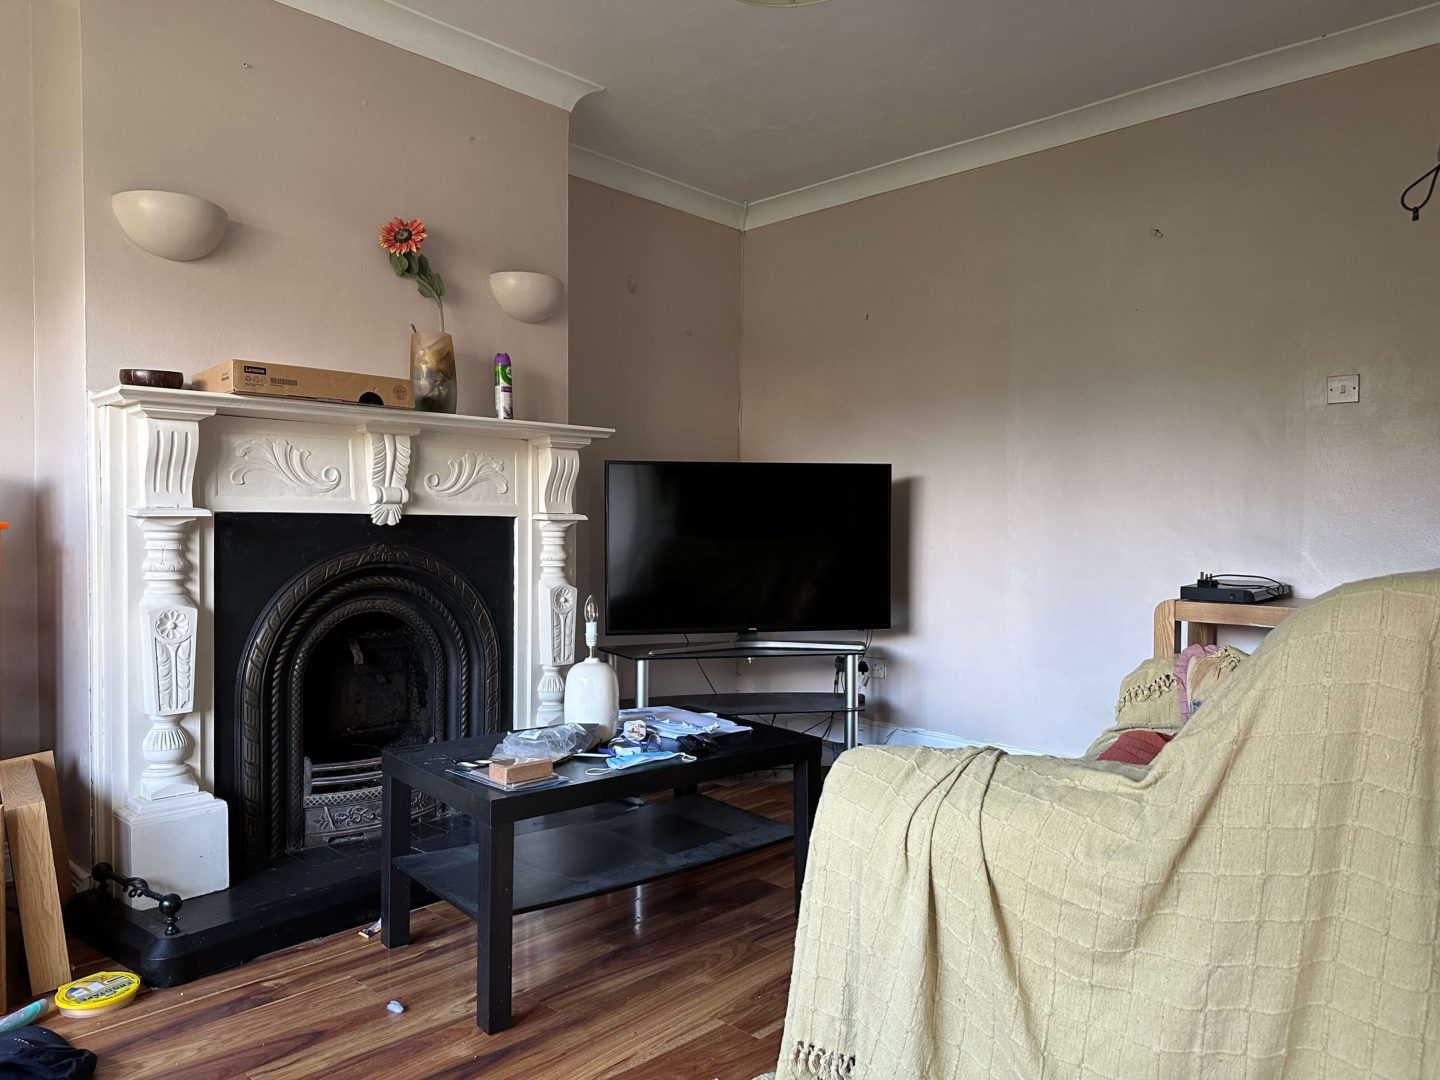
[{"left": 770, "top": 571, "right": 1440, "bottom": 1079}]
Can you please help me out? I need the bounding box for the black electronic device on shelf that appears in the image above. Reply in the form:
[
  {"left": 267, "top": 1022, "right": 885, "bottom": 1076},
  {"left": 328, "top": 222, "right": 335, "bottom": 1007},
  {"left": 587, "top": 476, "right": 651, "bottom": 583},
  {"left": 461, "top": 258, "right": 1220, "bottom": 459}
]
[{"left": 1180, "top": 573, "right": 1292, "bottom": 604}]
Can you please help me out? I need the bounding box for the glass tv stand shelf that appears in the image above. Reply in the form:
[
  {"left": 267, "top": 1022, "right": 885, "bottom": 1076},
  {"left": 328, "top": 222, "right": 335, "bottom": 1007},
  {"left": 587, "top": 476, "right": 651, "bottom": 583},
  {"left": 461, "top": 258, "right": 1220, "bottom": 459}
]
[{"left": 597, "top": 640, "right": 867, "bottom": 749}]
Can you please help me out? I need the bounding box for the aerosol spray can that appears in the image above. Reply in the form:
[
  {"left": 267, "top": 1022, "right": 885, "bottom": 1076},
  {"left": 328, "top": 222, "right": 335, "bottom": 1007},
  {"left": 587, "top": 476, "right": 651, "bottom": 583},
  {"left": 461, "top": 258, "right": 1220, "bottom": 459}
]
[{"left": 493, "top": 353, "right": 513, "bottom": 419}]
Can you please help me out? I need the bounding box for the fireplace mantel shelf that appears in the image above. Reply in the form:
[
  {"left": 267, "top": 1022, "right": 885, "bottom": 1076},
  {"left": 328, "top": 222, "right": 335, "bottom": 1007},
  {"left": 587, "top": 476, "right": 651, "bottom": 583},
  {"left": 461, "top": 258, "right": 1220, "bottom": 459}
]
[{"left": 91, "top": 386, "right": 614, "bottom": 444}]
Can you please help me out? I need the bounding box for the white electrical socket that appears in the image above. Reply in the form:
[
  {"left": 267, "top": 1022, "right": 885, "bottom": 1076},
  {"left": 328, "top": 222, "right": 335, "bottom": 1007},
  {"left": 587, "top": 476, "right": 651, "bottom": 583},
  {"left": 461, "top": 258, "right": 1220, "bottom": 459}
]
[
  {"left": 869, "top": 659, "right": 888, "bottom": 679},
  {"left": 1327, "top": 374, "right": 1360, "bottom": 404}
]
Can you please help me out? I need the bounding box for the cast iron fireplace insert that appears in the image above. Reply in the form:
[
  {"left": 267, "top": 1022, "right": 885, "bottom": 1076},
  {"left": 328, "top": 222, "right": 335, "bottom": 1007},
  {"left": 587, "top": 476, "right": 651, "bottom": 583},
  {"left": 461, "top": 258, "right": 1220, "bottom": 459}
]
[{"left": 214, "top": 512, "right": 515, "bottom": 875}]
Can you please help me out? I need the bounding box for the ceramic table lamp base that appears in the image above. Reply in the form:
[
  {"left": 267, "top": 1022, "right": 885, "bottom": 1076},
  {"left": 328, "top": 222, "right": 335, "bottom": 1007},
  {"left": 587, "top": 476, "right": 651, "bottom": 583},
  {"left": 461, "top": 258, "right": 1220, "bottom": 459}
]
[{"left": 564, "top": 596, "right": 618, "bottom": 745}]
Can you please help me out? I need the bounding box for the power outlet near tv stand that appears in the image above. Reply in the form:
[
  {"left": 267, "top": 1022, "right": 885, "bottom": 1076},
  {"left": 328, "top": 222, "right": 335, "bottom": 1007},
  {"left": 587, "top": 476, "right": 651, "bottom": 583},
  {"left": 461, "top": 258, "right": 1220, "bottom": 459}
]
[{"left": 597, "top": 640, "right": 867, "bottom": 749}]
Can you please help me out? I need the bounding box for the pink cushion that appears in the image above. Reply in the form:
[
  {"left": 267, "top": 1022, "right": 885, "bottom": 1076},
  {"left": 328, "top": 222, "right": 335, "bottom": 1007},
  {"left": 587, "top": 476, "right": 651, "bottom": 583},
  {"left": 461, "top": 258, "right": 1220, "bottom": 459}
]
[{"left": 1097, "top": 729, "right": 1174, "bottom": 766}]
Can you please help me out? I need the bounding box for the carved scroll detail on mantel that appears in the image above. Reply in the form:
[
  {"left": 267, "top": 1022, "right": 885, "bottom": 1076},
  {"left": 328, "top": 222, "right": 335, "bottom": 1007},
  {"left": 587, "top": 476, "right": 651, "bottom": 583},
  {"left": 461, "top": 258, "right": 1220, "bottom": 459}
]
[
  {"left": 229, "top": 437, "right": 343, "bottom": 493},
  {"left": 367, "top": 431, "right": 414, "bottom": 526},
  {"left": 423, "top": 451, "right": 511, "bottom": 498}
]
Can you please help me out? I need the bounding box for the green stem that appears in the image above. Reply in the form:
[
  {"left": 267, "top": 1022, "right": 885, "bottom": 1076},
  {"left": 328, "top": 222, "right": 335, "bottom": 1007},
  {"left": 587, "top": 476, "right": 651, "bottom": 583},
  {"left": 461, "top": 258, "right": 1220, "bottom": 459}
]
[{"left": 437, "top": 296, "right": 445, "bottom": 334}]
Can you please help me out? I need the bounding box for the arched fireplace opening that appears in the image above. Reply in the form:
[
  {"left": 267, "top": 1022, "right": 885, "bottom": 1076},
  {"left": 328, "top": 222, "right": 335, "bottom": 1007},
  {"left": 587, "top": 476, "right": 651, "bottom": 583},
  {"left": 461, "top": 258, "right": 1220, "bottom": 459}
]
[{"left": 216, "top": 522, "right": 510, "bottom": 875}]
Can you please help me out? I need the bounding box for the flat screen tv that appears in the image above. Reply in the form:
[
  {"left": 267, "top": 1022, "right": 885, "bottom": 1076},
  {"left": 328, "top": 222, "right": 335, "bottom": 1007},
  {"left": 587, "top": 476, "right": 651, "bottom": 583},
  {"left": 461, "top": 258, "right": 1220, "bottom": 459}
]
[{"left": 604, "top": 460, "right": 892, "bottom": 636}]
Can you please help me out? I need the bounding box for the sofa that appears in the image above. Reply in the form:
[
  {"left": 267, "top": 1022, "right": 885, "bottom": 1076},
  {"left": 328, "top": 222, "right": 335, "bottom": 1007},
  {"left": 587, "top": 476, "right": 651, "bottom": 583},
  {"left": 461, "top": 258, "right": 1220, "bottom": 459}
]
[{"left": 766, "top": 570, "right": 1440, "bottom": 1080}]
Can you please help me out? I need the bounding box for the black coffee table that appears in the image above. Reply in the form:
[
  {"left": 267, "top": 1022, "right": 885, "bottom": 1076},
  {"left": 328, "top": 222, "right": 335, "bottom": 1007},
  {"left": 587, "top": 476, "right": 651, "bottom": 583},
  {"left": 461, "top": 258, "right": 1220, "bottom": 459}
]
[{"left": 380, "top": 723, "right": 823, "bottom": 1033}]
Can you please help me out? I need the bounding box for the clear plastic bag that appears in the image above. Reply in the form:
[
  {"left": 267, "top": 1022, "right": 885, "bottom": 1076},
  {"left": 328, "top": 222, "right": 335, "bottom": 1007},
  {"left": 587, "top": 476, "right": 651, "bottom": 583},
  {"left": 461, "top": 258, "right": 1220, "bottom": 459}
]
[{"left": 493, "top": 723, "right": 590, "bottom": 762}]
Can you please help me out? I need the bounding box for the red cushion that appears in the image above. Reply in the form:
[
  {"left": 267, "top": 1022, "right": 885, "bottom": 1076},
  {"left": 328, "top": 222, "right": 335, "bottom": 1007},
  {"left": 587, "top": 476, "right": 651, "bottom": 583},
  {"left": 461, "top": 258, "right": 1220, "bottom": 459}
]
[{"left": 1097, "top": 729, "right": 1174, "bottom": 765}]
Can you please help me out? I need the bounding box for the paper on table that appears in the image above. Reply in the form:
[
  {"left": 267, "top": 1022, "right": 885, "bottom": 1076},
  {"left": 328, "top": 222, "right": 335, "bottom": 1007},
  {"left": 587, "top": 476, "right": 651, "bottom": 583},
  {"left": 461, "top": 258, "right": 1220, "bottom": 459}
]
[{"left": 618, "top": 705, "right": 750, "bottom": 736}]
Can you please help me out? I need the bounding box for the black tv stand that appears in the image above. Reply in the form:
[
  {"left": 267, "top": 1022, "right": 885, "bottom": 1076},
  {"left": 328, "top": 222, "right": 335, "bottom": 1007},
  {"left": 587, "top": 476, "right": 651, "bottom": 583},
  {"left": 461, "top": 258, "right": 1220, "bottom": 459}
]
[
  {"left": 597, "top": 639, "right": 867, "bottom": 749},
  {"left": 644, "top": 637, "right": 864, "bottom": 657}
]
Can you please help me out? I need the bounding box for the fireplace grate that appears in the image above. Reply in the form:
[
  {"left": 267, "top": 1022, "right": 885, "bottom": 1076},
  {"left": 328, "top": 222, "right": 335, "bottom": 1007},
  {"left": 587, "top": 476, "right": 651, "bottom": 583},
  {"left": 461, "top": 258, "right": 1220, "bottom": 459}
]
[{"left": 302, "top": 755, "right": 438, "bottom": 846}]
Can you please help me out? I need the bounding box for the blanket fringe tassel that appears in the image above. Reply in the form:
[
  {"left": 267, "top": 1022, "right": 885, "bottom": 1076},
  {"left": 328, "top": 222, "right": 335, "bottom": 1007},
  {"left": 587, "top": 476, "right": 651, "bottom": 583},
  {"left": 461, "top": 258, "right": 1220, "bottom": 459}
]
[
  {"left": 1116, "top": 672, "right": 1176, "bottom": 709},
  {"left": 790, "top": 1041, "right": 855, "bottom": 1080}
]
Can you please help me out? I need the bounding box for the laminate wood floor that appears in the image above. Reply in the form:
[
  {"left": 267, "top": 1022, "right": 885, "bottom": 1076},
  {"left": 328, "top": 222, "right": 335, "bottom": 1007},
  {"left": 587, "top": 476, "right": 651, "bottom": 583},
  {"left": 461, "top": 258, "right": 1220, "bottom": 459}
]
[{"left": 49, "top": 777, "right": 798, "bottom": 1080}]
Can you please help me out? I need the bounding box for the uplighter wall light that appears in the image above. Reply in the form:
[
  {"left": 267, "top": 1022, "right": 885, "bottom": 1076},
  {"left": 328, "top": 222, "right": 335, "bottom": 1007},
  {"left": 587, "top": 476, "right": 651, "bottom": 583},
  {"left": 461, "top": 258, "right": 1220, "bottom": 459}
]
[
  {"left": 111, "top": 190, "right": 229, "bottom": 261},
  {"left": 489, "top": 272, "right": 565, "bottom": 324}
]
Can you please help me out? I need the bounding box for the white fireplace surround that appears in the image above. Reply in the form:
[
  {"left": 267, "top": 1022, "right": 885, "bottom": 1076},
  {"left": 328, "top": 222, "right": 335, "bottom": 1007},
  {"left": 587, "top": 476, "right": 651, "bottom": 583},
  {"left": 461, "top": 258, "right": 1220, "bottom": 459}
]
[{"left": 88, "top": 386, "right": 611, "bottom": 901}]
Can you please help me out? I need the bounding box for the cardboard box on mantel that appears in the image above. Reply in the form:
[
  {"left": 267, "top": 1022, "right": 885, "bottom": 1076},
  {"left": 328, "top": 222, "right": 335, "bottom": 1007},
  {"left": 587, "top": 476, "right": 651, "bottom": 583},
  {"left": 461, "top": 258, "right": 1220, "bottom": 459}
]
[{"left": 191, "top": 360, "right": 415, "bottom": 409}]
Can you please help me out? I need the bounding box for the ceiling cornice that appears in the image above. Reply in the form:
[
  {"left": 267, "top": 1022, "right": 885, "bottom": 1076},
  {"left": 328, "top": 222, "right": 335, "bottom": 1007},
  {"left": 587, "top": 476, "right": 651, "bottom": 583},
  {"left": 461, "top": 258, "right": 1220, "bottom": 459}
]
[
  {"left": 569, "top": 147, "right": 748, "bottom": 230},
  {"left": 743, "top": 3, "right": 1440, "bottom": 229},
  {"left": 275, "top": 0, "right": 1440, "bottom": 227},
  {"left": 271, "top": 0, "right": 603, "bottom": 112}
]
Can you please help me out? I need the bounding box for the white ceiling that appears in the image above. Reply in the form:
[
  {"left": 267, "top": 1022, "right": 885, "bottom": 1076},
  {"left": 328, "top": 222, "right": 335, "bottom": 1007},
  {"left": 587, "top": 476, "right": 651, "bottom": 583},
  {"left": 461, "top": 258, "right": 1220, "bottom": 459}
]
[{"left": 399, "top": 0, "right": 1427, "bottom": 205}]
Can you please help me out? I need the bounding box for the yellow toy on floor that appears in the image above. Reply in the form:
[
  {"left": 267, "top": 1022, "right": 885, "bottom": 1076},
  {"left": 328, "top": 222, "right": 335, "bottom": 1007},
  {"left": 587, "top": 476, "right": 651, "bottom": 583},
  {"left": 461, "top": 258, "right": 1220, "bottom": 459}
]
[{"left": 53, "top": 971, "right": 140, "bottom": 1018}]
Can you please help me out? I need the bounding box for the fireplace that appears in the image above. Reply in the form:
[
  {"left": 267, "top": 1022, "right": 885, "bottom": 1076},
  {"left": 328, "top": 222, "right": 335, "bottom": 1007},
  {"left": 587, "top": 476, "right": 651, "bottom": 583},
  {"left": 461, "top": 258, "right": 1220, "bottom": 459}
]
[
  {"left": 213, "top": 513, "right": 511, "bottom": 874},
  {"left": 80, "top": 385, "right": 609, "bottom": 980},
  {"left": 79, "top": 389, "right": 609, "bottom": 982}
]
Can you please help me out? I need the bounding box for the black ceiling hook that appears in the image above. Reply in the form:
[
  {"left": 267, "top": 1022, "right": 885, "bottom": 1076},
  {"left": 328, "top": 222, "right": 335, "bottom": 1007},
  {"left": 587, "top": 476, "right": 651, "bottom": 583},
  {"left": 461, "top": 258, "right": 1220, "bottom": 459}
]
[
  {"left": 1401, "top": 164, "right": 1438, "bottom": 221},
  {"left": 1401, "top": 142, "right": 1440, "bottom": 222}
]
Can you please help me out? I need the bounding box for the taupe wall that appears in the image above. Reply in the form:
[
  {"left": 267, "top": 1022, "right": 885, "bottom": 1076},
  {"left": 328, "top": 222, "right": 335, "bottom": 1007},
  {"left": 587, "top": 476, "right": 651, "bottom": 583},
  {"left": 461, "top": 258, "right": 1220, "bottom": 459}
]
[
  {"left": 739, "top": 47, "right": 1440, "bottom": 753},
  {"left": 81, "top": 0, "right": 571, "bottom": 421},
  {"left": 568, "top": 177, "right": 742, "bottom": 698},
  {"left": 30, "top": 0, "right": 87, "bottom": 850},
  {"left": 5, "top": 0, "right": 577, "bottom": 861},
  {"left": 0, "top": 0, "right": 39, "bottom": 756}
]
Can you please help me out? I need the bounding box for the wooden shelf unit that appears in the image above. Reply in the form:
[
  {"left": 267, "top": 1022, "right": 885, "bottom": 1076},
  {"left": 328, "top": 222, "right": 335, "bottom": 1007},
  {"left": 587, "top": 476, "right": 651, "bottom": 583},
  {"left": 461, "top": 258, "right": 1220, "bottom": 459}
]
[{"left": 1153, "top": 595, "right": 1306, "bottom": 657}]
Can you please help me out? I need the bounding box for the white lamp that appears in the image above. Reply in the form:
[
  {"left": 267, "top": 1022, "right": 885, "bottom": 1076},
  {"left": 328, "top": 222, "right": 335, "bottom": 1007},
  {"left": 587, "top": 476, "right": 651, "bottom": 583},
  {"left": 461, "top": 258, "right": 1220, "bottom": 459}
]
[
  {"left": 489, "top": 271, "right": 564, "bottom": 324},
  {"left": 564, "top": 596, "right": 618, "bottom": 746},
  {"left": 111, "top": 190, "right": 228, "bottom": 261}
]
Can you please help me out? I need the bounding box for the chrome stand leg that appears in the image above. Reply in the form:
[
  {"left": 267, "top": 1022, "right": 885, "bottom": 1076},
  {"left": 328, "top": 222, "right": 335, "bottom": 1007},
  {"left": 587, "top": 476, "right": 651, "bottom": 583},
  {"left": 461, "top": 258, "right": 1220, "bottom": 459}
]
[
  {"left": 844, "top": 653, "right": 860, "bottom": 750},
  {"left": 636, "top": 658, "right": 650, "bottom": 708}
]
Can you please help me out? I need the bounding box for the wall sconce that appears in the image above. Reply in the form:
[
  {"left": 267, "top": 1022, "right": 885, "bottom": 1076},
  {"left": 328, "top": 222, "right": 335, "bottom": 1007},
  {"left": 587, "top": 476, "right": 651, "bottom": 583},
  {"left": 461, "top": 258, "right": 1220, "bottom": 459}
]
[
  {"left": 111, "top": 190, "right": 229, "bottom": 261},
  {"left": 488, "top": 271, "right": 564, "bottom": 324}
]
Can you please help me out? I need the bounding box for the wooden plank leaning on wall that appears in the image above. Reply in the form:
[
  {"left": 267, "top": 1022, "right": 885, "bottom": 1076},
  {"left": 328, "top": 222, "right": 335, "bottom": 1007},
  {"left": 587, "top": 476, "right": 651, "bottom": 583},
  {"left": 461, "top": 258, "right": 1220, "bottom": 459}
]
[{"left": 0, "top": 753, "right": 74, "bottom": 996}]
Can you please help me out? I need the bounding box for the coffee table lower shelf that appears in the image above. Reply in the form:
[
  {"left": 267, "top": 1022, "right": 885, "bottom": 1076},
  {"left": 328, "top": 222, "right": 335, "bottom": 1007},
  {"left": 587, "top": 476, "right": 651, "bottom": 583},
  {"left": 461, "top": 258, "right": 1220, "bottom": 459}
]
[{"left": 392, "top": 794, "right": 793, "bottom": 918}]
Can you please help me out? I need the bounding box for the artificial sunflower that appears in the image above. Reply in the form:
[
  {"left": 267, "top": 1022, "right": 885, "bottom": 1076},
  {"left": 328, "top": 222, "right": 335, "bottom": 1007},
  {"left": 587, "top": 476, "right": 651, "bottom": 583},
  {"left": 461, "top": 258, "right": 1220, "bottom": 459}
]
[
  {"left": 379, "top": 216, "right": 447, "bottom": 331},
  {"left": 378, "top": 217, "right": 427, "bottom": 255}
]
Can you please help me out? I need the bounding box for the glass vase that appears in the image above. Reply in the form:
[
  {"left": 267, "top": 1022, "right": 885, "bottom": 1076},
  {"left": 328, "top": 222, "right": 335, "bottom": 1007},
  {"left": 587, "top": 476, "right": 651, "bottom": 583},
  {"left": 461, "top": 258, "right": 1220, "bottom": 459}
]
[{"left": 409, "top": 331, "right": 457, "bottom": 414}]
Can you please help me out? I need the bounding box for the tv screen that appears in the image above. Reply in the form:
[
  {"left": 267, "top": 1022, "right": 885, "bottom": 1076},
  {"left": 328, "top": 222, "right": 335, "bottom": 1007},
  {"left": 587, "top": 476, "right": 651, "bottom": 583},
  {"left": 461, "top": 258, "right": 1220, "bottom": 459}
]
[{"left": 605, "top": 460, "right": 892, "bottom": 636}]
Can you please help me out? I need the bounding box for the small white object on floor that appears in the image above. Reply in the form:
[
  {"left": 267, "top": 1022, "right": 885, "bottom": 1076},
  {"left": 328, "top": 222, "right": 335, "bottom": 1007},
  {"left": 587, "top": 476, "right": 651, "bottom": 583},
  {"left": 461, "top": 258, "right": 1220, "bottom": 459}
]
[{"left": 386, "top": 1000, "right": 405, "bottom": 1014}]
